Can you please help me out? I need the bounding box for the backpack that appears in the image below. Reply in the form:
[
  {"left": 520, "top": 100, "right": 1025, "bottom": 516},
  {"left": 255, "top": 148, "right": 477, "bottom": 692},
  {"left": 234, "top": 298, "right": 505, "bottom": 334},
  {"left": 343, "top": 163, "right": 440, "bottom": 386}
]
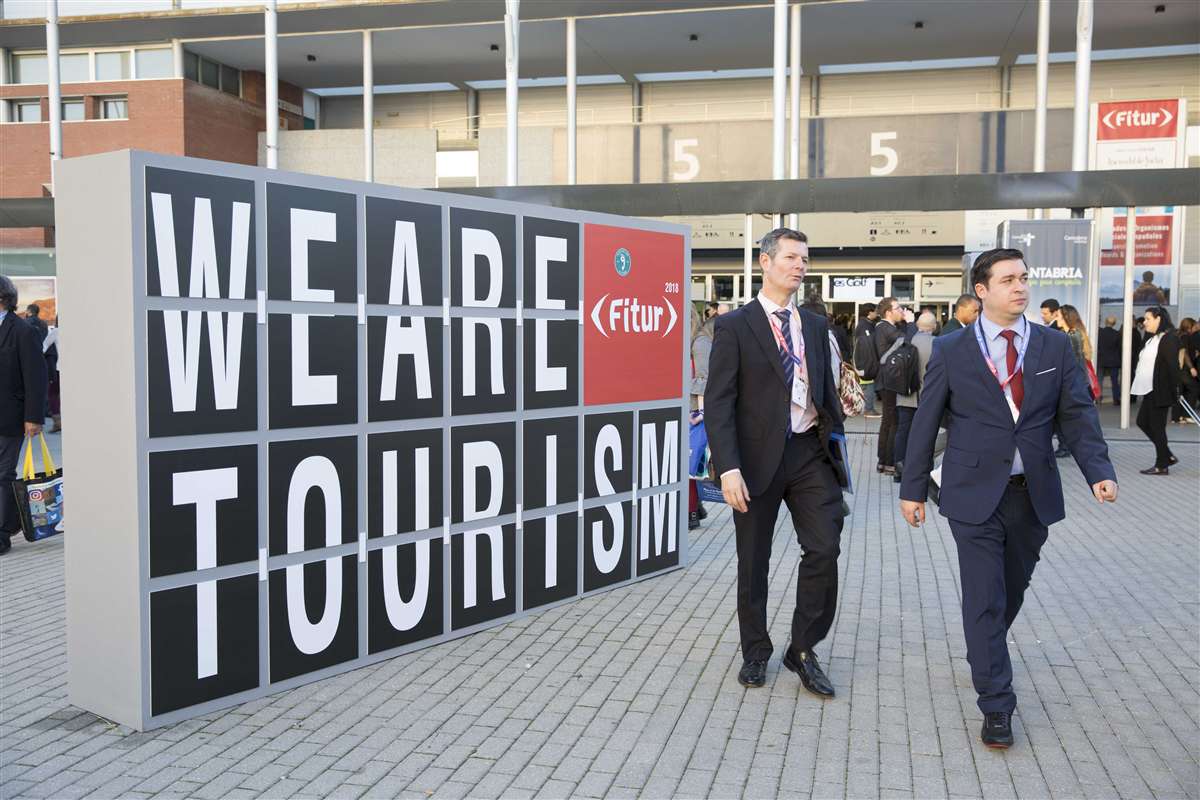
[
  {"left": 877, "top": 331, "right": 921, "bottom": 396},
  {"left": 853, "top": 326, "right": 880, "bottom": 380}
]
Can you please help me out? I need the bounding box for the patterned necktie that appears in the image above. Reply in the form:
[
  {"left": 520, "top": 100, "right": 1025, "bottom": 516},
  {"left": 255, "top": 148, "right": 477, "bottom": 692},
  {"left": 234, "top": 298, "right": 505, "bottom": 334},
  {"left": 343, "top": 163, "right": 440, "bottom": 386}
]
[
  {"left": 774, "top": 309, "right": 795, "bottom": 387},
  {"left": 1000, "top": 329, "right": 1024, "bottom": 412}
]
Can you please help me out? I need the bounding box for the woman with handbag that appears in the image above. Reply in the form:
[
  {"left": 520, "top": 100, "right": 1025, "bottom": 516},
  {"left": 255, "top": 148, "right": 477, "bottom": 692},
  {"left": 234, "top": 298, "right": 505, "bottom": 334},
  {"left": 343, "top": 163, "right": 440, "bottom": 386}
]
[
  {"left": 1057, "top": 304, "right": 1100, "bottom": 402},
  {"left": 1131, "top": 306, "right": 1182, "bottom": 475}
]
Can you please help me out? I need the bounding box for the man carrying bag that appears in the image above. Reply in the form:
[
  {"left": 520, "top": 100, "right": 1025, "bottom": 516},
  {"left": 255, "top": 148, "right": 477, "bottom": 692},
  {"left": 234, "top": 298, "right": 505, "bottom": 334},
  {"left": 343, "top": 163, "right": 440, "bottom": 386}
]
[{"left": 0, "top": 275, "right": 48, "bottom": 556}]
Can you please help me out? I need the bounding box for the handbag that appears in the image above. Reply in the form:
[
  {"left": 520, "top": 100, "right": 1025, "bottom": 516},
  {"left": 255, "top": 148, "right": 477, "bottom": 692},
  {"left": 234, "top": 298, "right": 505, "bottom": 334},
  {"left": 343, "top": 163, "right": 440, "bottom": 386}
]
[
  {"left": 1085, "top": 359, "right": 1102, "bottom": 402},
  {"left": 838, "top": 359, "right": 866, "bottom": 417},
  {"left": 12, "top": 433, "right": 64, "bottom": 542}
]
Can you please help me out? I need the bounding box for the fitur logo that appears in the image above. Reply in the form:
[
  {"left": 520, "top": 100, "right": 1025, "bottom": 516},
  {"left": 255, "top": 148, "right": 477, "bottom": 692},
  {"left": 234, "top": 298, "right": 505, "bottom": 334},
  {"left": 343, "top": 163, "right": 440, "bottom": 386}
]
[
  {"left": 614, "top": 247, "right": 632, "bottom": 277},
  {"left": 1101, "top": 106, "right": 1174, "bottom": 132}
]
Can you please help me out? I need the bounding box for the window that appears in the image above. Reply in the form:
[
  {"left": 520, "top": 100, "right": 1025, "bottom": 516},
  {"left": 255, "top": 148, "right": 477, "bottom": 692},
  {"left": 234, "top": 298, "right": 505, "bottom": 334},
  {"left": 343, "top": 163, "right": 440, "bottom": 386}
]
[
  {"left": 713, "top": 275, "right": 735, "bottom": 302},
  {"left": 13, "top": 101, "right": 42, "bottom": 122},
  {"left": 891, "top": 275, "right": 915, "bottom": 300},
  {"left": 62, "top": 99, "right": 84, "bottom": 121},
  {"left": 220, "top": 64, "right": 239, "bottom": 96},
  {"left": 101, "top": 97, "right": 128, "bottom": 120},
  {"left": 12, "top": 54, "right": 48, "bottom": 84},
  {"left": 59, "top": 53, "right": 89, "bottom": 83},
  {"left": 800, "top": 275, "right": 823, "bottom": 303},
  {"left": 95, "top": 51, "right": 131, "bottom": 81},
  {"left": 136, "top": 48, "right": 173, "bottom": 79},
  {"left": 183, "top": 52, "right": 199, "bottom": 82},
  {"left": 200, "top": 58, "right": 219, "bottom": 89}
]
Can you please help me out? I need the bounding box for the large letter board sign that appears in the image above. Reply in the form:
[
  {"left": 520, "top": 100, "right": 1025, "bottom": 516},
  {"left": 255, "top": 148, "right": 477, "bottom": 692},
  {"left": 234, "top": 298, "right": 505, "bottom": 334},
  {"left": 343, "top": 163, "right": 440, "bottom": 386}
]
[{"left": 56, "top": 151, "right": 688, "bottom": 730}]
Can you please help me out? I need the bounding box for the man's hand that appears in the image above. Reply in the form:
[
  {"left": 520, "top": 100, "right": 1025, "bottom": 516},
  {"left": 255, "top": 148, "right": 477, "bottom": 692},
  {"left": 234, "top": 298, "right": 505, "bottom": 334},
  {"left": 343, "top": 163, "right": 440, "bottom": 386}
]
[
  {"left": 721, "top": 470, "right": 751, "bottom": 513},
  {"left": 1092, "top": 479, "right": 1118, "bottom": 504},
  {"left": 899, "top": 499, "right": 925, "bottom": 527},
  {"left": 24, "top": 421, "right": 42, "bottom": 439}
]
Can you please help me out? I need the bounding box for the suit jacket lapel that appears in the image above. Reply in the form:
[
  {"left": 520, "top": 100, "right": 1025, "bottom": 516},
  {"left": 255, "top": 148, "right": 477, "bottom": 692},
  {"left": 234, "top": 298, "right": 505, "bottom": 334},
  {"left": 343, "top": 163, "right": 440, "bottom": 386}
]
[
  {"left": 744, "top": 299, "right": 789, "bottom": 388},
  {"left": 966, "top": 321, "right": 1015, "bottom": 429},
  {"left": 798, "top": 306, "right": 823, "bottom": 408},
  {"left": 1015, "top": 323, "right": 1045, "bottom": 429}
]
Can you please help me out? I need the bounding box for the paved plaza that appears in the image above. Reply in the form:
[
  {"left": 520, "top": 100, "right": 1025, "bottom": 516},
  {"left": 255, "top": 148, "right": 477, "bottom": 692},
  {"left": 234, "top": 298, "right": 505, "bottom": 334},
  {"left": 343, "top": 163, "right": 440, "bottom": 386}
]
[{"left": 2, "top": 413, "right": 1197, "bottom": 800}]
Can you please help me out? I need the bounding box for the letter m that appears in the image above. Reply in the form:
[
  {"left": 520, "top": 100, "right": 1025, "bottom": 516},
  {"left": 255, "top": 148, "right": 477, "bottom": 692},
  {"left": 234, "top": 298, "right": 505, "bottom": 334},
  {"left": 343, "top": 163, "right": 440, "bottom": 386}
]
[{"left": 639, "top": 419, "right": 679, "bottom": 560}]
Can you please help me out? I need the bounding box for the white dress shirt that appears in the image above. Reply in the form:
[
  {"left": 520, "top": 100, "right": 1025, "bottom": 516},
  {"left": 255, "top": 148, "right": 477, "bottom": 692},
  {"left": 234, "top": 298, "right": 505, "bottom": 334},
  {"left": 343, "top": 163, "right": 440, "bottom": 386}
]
[
  {"left": 977, "top": 313, "right": 1026, "bottom": 476},
  {"left": 757, "top": 292, "right": 819, "bottom": 436}
]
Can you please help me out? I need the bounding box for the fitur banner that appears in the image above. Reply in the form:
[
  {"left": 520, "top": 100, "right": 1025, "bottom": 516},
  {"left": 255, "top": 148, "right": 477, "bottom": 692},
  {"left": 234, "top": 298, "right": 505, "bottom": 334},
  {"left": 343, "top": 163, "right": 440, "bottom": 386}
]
[
  {"left": 55, "top": 151, "right": 689, "bottom": 731},
  {"left": 1089, "top": 98, "right": 1187, "bottom": 305}
]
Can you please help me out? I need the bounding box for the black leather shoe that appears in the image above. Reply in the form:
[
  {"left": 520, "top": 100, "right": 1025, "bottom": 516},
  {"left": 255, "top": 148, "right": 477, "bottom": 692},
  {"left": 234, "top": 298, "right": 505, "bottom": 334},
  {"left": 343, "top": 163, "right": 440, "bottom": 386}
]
[
  {"left": 737, "top": 660, "right": 767, "bottom": 688},
  {"left": 783, "top": 648, "right": 835, "bottom": 697},
  {"left": 0, "top": 534, "right": 11, "bottom": 555},
  {"left": 1167, "top": 455, "right": 1178, "bottom": 466},
  {"left": 697, "top": 503, "right": 708, "bottom": 521},
  {"left": 688, "top": 511, "right": 701, "bottom": 530},
  {"left": 981, "top": 711, "right": 1014, "bottom": 748},
  {"left": 1139, "top": 466, "right": 1169, "bottom": 475}
]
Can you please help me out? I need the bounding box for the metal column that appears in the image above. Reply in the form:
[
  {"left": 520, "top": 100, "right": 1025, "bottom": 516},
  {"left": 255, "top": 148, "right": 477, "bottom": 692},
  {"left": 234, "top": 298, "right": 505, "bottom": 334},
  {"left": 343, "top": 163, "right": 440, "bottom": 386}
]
[
  {"left": 363, "top": 30, "right": 374, "bottom": 182},
  {"left": 1120, "top": 207, "right": 1135, "bottom": 429},
  {"left": 264, "top": 0, "right": 279, "bottom": 169},
  {"left": 46, "top": 0, "right": 63, "bottom": 190},
  {"left": 772, "top": 0, "right": 787, "bottom": 184},
  {"left": 1071, "top": 0, "right": 1093, "bottom": 172},
  {"left": 566, "top": 17, "right": 577, "bottom": 186},
  {"left": 743, "top": 215, "right": 754, "bottom": 304},
  {"left": 171, "top": 39, "right": 184, "bottom": 79},
  {"left": 1034, "top": 0, "right": 1049, "bottom": 172},
  {"left": 504, "top": 0, "right": 520, "bottom": 187},
  {"left": 788, "top": 2, "right": 801, "bottom": 229}
]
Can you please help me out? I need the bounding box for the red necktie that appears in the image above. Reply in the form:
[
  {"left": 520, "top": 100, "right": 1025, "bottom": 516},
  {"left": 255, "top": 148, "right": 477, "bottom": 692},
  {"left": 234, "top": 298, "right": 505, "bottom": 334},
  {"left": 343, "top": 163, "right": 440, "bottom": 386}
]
[{"left": 1000, "top": 330, "right": 1024, "bottom": 411}]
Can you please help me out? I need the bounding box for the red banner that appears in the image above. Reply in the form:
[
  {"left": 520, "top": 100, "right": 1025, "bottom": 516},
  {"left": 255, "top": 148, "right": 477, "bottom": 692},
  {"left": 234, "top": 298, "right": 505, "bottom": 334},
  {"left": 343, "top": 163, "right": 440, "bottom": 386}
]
[
  {"left": 583, "top": 224, "right": 685, "bottom": 405},
  {"left": 1101, "top": 214, "right": 1172, "bottom": 267},
  {"left": 1096, "top": 99, "right": 1179, "bottom": 141}
]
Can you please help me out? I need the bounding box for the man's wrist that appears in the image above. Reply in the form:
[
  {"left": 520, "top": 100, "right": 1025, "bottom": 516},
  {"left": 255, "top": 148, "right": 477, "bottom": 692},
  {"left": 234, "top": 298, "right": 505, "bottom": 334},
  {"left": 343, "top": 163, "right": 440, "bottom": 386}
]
[{"left": 720, "top": 468, "right": 742, "bottom": 480}]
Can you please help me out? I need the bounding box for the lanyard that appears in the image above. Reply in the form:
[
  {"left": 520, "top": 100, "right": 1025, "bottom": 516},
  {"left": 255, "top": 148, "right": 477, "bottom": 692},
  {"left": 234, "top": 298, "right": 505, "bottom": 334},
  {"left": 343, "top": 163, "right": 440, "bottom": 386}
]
[
  {"left": 974, "top": 316, "right": 1029, "bottom": 391},
  {"left": 767, "top": 309, "right": 806, "bottom": 368}
]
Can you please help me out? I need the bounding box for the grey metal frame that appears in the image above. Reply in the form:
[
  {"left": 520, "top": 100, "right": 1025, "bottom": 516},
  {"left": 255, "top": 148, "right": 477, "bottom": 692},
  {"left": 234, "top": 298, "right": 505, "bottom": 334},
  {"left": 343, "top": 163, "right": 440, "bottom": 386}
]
[{"left": 123, "top": 150, "right": 690, "bottom": 730}]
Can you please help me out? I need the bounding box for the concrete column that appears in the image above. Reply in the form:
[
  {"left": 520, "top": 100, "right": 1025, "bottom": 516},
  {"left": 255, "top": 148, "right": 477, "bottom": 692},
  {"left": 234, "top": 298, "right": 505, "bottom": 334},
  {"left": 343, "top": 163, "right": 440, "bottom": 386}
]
[
  {"left": 771, "top": 0, "right": 786, "bottom": 181},
  {"left": 504, "top": 0, "right": 520, "bottom": 186},
  {"left": 46, "top": 0, "right": 63, "bottom": 191},
  {"left": 264, "top": 0, "right": 279, "bottom": 169},
  {"left": 363, "top": 30, "right": 374, "bottom": 182},
  {"left": 1071, "top": 0, "right": 1093, "bottom": 172},
  {"left": 632, "top": 80, "right": 641, "bottom": 184},
  {"left": 466, "top": 88, "right": 478, "bottom": 140},
  {"left": 1120, "top": 207, "right": 1134, "bottom": 429},
  {"left": 172, "top": 39, "right": 184, "bottom": 78},
  {"left": 566, "top": 17, "right": 577, "bottom": 186}
]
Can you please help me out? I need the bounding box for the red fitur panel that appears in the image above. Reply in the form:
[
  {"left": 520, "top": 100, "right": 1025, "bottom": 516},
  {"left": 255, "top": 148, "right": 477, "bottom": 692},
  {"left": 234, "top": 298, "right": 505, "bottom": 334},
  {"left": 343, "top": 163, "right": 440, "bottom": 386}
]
[
  {"left": 583, "top": 224, "right": 686, "bottom": 405},
  {"left": 1096, "top": 99, "right": 1179, "bottom": 140}
]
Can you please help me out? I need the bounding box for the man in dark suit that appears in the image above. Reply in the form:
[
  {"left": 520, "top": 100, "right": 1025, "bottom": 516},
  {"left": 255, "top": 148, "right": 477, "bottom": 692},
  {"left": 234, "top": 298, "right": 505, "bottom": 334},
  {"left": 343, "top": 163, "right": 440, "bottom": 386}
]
[
  {"left": 0, "top": 277, "right": 48, "bottom": 555},
  {"left": 941, "top": 294, "right": 980, "bottom": 335},
  {"left": 899, "top": 249, "right": 1117, "bottom": 748},
  {"left": 705, "top": 228, "right": 848, "bottom": 697},
  {"left": 873, "top": 297, "right": 903, "bottom": 472},
  {"left": 1096, "top": 316, "right": 1121, "bottom": 405}
]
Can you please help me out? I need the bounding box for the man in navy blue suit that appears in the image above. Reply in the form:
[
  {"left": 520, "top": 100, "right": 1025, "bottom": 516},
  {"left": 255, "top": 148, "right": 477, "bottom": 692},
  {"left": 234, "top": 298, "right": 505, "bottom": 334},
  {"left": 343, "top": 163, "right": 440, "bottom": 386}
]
[{"left": 899, "top": 248, "right": 1117, "bottom": 749}]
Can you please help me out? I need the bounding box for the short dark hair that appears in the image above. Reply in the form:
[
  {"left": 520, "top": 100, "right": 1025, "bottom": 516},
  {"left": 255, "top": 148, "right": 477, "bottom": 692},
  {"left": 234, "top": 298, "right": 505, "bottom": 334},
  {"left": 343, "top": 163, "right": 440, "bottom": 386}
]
[
  {"left": 1142, "top": 270, "right": 1155, "bottom": 282},
  {"left": 800, "top": 299, "right": 828, "bottom": 317},
  {"left": 859, "top": 302, "right": 876, "bottom": 316},
  {"left": 26, "top": 303, "right": 39, "bottom": 317},
  {"left": 1040, "top": 298, "right": 1060, "bottom": 312},
  {"left": 971, "top": 248, "right": 1025, "bottom": 290},
  {"left": 0, "top": 276, "right": 17, "bottom": 313},
  {"left": 759, "top": 227, "right": 808, "bottom": 259},
  {"left": 953, "top": 294, "right": 979, "bottom": 311},
  {"left": 877, "top": 297, "right": 899, "bottom": 317}
]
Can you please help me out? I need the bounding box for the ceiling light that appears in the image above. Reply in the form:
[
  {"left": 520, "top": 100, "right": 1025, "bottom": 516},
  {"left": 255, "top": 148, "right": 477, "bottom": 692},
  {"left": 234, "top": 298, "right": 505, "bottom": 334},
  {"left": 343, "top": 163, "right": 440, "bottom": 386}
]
[
  {"left": 306, "top": 54, "right": 316, "bottom": 62},
  {"left": 490, "top": 43, "right": 499, "bottom": 52},
  {"left": 689, "top": 34, "right": 699, "bottom": 42},
  {"left": 914, "top": 21, "right": 925, "bottom": 30},
  {"left": 1154, "top": 4, "right": 1166, "bottom": 12}
]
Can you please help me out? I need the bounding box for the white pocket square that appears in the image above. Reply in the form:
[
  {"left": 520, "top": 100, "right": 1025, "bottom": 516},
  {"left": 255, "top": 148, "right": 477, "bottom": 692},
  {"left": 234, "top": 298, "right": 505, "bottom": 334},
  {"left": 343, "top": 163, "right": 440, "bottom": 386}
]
[{"left": 1035, "top": 367, "right": 1056, "bottom": 376}]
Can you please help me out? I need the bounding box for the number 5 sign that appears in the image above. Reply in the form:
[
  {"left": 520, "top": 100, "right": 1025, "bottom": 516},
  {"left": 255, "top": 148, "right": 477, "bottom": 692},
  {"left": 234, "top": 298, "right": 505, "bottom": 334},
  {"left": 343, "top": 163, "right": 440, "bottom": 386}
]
[{"left": 870, "top": 131, "right": 898, "bottom": 176}]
